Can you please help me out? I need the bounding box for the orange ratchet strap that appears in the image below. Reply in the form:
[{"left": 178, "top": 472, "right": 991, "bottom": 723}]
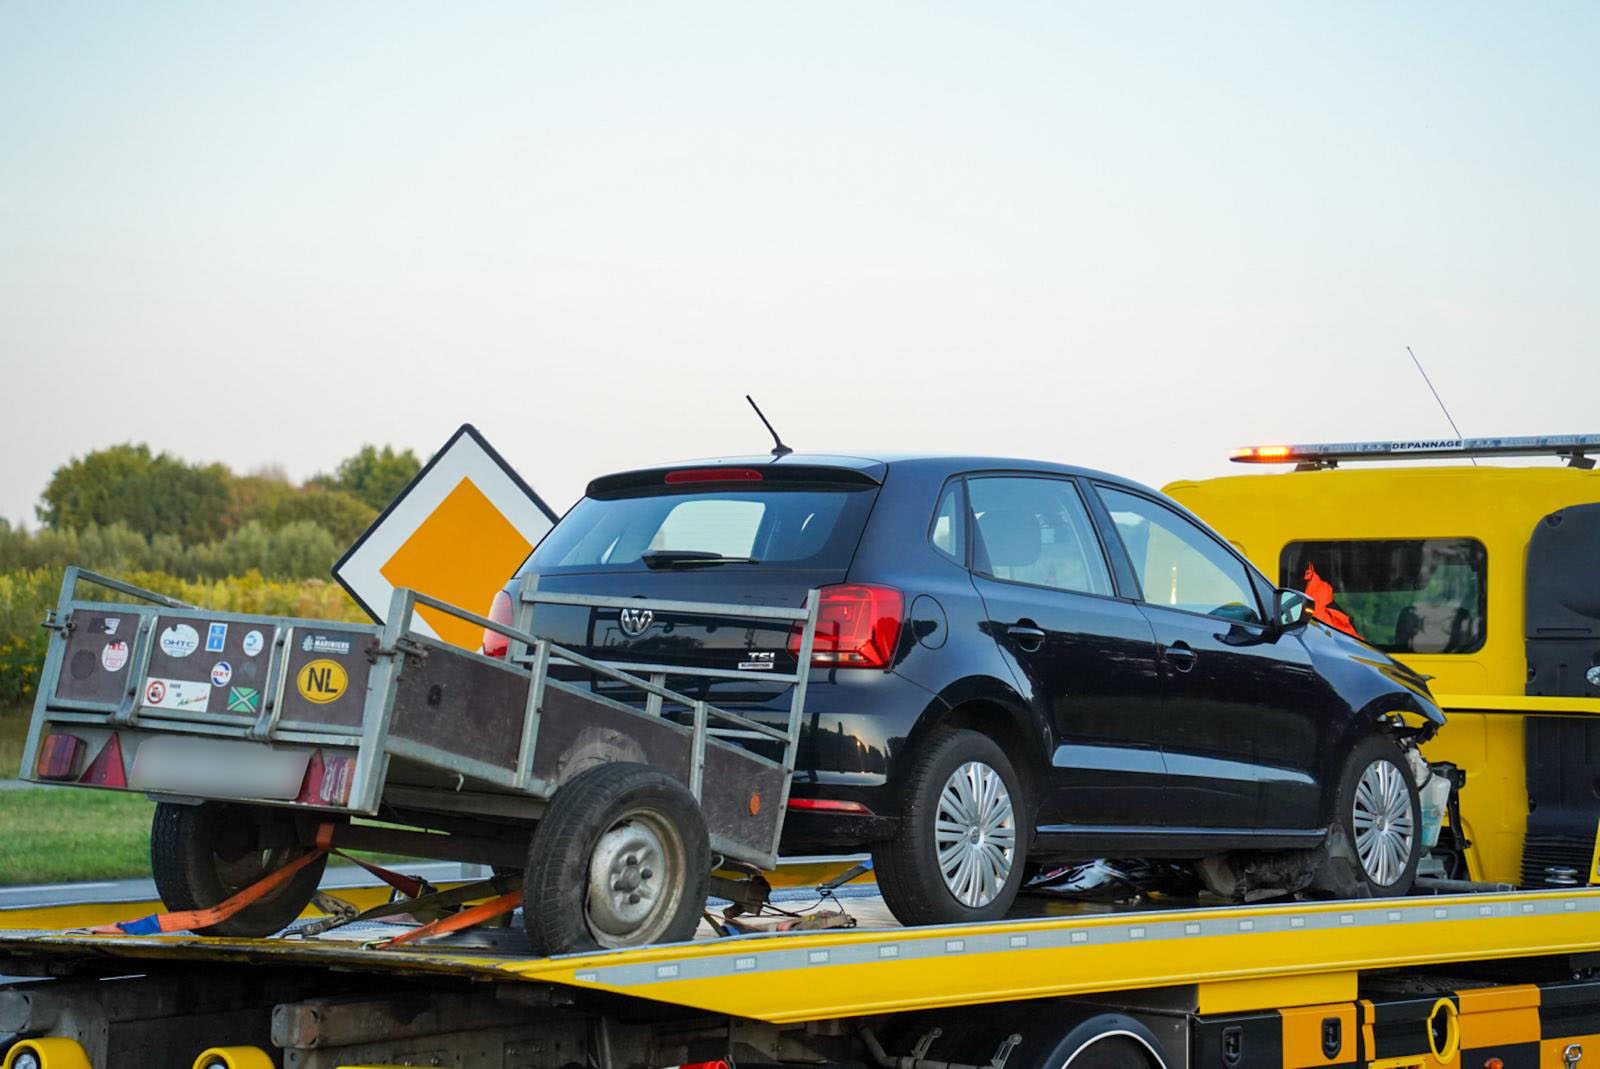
[
  {"left": 88, "top": 824, "right": 338, "bottom": 936},
  {"left": 376, "top": 890, "right": 523, "bottom": 949}
]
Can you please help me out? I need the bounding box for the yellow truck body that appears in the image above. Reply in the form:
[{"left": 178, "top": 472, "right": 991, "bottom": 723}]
[{"left": 1165, "top": 460, "right": 1600, "bottom": 886}]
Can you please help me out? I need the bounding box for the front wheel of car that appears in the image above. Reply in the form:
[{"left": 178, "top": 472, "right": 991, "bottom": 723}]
[
  {"left": 873, "top": 727, "right": 1027, "bottom": 926},
  {"left": 1321, "top": 734, "right": 1422, "bottom": 898}
]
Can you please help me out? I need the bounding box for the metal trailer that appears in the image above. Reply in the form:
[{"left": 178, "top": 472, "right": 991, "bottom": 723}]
[
  {"left": 18, "top": 567, "right": 820, "bottom": 951},
  {"left": 9, "top": 880, "right": 1600, "bottom": 1067}
]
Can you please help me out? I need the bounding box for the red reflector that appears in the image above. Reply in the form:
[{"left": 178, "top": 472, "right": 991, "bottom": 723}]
[
  {"left": 786, "top": 797, "right": 873, "bottom": 815},
  {"left": 36, "top": 733, "right": 84, "bottom": 780},
  {"left": 664, "top": 467, "right": 764, "bottom": 484},
  {"left": 296, "top": 749, "right": 357, "bottom": 807},
  {"left": 79, "top": 733, "right": 127, "bottom": 788},
  {"left": 789, "top": 583, "right": 904, "bottom": 669},
  {"left": 482, "top": 589, "right": 513, "bottom": 659}
]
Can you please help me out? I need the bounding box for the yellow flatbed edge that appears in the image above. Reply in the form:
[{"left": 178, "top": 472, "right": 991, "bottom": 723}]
[
  {"left": 8, "top": 886, "right": 1600, "bottom": 1024},
  {"left": 1436, "top": 692, "right": 1600, "bottom": 715}
]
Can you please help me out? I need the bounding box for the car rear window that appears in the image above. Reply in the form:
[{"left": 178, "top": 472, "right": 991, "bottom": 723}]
[
  {"left": 1280, "top": 538, "right": 1487, "bottom": 653},
  {"left": 529, "top": 486, "right": 878, "bottom": 573}
]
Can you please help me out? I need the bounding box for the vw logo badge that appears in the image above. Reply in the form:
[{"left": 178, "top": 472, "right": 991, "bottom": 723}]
[{"left": 618, "top": 607, "right": 654, "bottom": 638}]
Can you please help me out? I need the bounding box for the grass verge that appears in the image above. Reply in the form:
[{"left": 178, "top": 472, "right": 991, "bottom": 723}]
[
  {"left": 1, "top": 705, "right": 26, "bottom": 777},
  {"left": 0, "top": 787, "right": 154, "bottom": 885}
]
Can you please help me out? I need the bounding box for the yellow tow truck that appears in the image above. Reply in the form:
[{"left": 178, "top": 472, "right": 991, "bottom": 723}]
[
  {"left": 9, "top": 433, "right": 1600, "bottom": 1069},
  {"left": 1166, "top": 433, "right": 1600, "bottom": 891}
]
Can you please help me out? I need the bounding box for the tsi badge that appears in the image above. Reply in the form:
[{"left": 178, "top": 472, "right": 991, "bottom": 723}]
[
  {"left": 739, "top": 651, "right": 776, "bottom": 672},
  {"left": 618, "top": 607, "right": 654, "bottom": 638}
]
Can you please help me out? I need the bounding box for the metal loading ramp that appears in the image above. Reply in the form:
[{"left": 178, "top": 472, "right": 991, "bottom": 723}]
[{"left": 8, "top": 885, "right": 1600, "bottom": 1024}]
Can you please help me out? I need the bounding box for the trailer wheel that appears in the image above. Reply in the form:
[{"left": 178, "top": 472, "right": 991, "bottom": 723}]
[
  {"left": 523, "top": 763, "right": 710, "bottom": 955},
  {"left": 150, "top": 802, "right": 327, "bottom": 937},
  {"left": 872, "top": 727, "right": 1026, "bottom": 926},
  {"left": 1316, "top": 734, "right": 1422, "bottom": 897}
]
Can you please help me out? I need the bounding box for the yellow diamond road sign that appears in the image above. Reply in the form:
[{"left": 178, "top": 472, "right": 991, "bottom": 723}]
[{"left": 333, "top": 425, "right": 558, "bottom": 650}]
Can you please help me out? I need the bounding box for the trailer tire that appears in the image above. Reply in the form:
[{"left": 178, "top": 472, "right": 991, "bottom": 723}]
[
  {"left": 523, "top": 763, "right": 709, "bottom": 955},
  {"left": 150, "top": 802, "right": 327, "bottom": 937},
  {"left": 1314, "top": 733, "right": 1422, "bottom": 898},
  {"left": 872, "top": 727, "right": 1026, "bottom": 926}
]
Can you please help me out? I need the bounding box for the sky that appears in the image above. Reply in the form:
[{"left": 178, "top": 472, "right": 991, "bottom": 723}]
[{"left": 2, "top": 3, "right": 1597, "bottom": 527}]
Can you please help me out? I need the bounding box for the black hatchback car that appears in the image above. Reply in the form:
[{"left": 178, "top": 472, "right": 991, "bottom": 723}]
[{"left": 494, "top": 453, "right": 1445, "bottom": 925}]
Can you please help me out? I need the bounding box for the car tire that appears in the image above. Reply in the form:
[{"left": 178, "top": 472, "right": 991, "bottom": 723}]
[
  {"left": 150, "top": 801, "right": 327, "bottom": 937},
  {"left": 1316, "top": 734, "right": 1422, "bottom": 898},
  {"left": 522, "top": 763, "right": 710, "bottom": 955},
  {"left": 873, "top": 727, "right": 1027, "bottom": 926}
]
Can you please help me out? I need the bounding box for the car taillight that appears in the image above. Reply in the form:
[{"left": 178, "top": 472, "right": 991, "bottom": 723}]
[
  {"left": 482, "top": 589, "right": 513, "bottom": 659},
  {"left": 790, "top": 584, "right": 903, "bottom": 669}
]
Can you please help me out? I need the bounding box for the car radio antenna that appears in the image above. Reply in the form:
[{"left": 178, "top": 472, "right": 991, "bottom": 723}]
[
  {"left": 746, "top": 395, "right": 793, "bottom": 457},
  {"left": 1405, "top": 345, "right": 1476, "bottom": 466}
]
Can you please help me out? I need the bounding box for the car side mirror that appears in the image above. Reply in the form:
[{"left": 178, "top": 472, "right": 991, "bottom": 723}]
[{"left": 1275, "top": 588, "right": 1315, "bottom": 630}]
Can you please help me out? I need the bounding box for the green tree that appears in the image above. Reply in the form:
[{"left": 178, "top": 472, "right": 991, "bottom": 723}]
[
  {"left": 324, "top": 444, "right": 421, "bottom": 511},
  {"left": 225, "top": 471, "right": 297, "bottom": 533},
  {"left": 265, "top": 488, "right": 375, "bottom": 546},
  {"left": 37, "top": 444, "right": 232, "bottom": 545}
]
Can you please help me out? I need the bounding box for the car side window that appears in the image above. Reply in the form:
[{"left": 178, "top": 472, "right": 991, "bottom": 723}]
[
  {"left": 929, "top": 480, "right": 965, "bottom": 563},
  {"left": 1097, "top": 486, "right": 1263, "bottom": 623},
  {"left": 967, "top": 476, "right": 1113, "bottom": 596}
]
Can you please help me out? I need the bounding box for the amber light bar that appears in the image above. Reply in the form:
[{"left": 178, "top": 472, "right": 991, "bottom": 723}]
[{"left": 1231, "top": 433, "right": 1600, "bottom": 470}]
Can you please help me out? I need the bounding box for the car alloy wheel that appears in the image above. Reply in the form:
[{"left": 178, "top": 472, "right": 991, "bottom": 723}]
[
  {"left": 935, "top": 760, "right": 1017, "bottom": 908},
  {"left": 1351, "top": 758, "right": 1416, "bottom": 887}
]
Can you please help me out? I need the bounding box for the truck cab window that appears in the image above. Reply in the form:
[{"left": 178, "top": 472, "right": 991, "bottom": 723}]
[{"left": 1279, "top": 538, "right": 1487, "bottom": 653}]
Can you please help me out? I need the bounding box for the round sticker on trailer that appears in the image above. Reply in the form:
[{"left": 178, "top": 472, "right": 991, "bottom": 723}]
[
  {"left": 159, "top": 623, "right": 200, "bottom": 658},
  {"left": 296, "top": 659, "right": 348, "bottom": 704},
  {"left": 211, "top": 661, "right": 233, "bottom": 686},
  {"left": 1588, "top": 665, "right": 1600, "bottom": 688},
  {"left": 101, "top": 641, "right": 129, "bottom": 672},
  {"left": 145, "top": 679, "right": 167, "bottom": 704},
  {"left": 242, "top": 629, "right": 265, "bottom": 657}
]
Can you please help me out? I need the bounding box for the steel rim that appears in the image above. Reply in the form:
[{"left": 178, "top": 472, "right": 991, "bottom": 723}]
[
  {"left": 935, "top": 760, "right": 1016, "bottom": 908},
  {"left": 209, "top": 809, "right": 300, "bottom": 904},
  {"left": 585, "top": 808, "right": 685, "bottom": 948},
  {"left": 1352, "top": 758, "right": 1416, "bottom": 886}
]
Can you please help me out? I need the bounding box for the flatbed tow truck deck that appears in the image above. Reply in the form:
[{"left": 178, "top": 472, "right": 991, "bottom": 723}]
[
  {"left": 10, "top": 435, "right": 1600, "bottom": 1068},
  {"left": 8, "top": 880, "right": 1600, "bottom": 1067}
]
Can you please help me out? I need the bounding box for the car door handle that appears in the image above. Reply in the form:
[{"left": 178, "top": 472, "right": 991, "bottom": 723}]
[
  {"left": 1005, "top": 621, "right": 1047, "bottom": 651},
  {"left": 1162, "top": 641, "right": 1198, "bottom": 672}
]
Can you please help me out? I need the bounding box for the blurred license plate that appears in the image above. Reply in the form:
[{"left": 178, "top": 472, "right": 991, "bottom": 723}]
[{"left": 129, "top": 737, "right": 312, "bottom": 800}]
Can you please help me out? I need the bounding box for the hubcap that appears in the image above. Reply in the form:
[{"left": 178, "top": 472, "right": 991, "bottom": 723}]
[
  {"left": 585, "top": 809, "right": 685, "bottom": 948},
  {"left": 1352, "top": 759, "right": 1416, "bottom": 886},
  {"left": 934, "top": 760, "right": 1016, "bottom": 908}
]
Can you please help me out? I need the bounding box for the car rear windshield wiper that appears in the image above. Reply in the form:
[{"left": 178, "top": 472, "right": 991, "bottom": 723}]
[{"left": 640, "top": 550, "right": 761, "bottom": 569}]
